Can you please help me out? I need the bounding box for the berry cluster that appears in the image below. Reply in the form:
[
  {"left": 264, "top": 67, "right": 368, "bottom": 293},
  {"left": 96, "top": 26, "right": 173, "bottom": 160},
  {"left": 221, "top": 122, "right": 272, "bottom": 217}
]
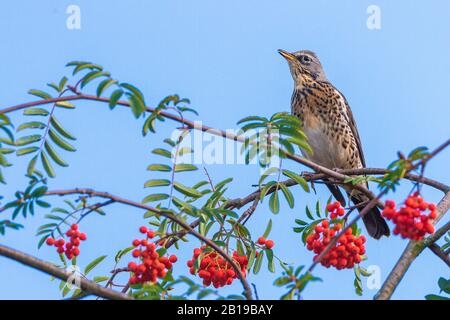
[
  {"left": 257, "top": 237, "right": 275, "bottom": 249},
  {"left": 128, "top": 226, "right": 177, "bottom": 285},
  {"left": 326, "top": 201, "right": 346, "bottom": 220},
  {"left": 45, "top": 224, "right": 87, "bottom": 260},
  {"left": 187, "top": 246, "right": 248, "bottom": 288},
  {"left": 382, "top": 192, "right": 436, "bottom": 240},
  {"left": 306, "top": 219, "right": 366, "bottom": 270}
]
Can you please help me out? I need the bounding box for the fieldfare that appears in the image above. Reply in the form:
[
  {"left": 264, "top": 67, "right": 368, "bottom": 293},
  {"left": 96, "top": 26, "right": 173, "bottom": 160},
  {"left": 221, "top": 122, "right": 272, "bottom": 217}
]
[{"left": 279, "top": 49, "right": 389, "bottom": 239}]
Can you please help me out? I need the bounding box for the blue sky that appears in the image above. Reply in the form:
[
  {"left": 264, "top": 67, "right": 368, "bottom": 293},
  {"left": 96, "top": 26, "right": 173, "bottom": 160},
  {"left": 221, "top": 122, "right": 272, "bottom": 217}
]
[{"left": 0, "top": 0, "right": 449, "bottom": 299}]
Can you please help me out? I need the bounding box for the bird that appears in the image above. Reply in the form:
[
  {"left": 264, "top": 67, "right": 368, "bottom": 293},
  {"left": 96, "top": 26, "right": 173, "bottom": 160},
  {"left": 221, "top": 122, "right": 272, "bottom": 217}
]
[{"left": 278, "top": 48, "right": 389, "bottom": 239}]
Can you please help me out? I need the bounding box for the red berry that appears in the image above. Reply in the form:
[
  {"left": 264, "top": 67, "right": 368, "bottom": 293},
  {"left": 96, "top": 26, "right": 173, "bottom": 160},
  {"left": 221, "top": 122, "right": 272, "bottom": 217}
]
[
  {"left": 257, "top": 237, "right": 266, "bottom": 245},
  {"left": 169, "top": 255, "right": 178, "bottom": 263},
  {"left": 139, "top": 226, "right": 148, "bottom": 234},
  {"left": 72, "top": 247, "right": 80, "bottom": 256},
  {"left": 132, "top": 249, "right": 141, "bottom": 258},
  {"left": 71, "top": 224, "right": 78, "bottom": 231},
  {"left": 132, "top": 239, "right": 141, "bottom": 247},
  {"left": 79, "top": 233, "right": 87, "bottom": 241},
  {"left": 46, "top": 238, "right": 55, "bottom": 246},
  {"left": 265, "top": 240, "right": 274, "bottom": 249}
]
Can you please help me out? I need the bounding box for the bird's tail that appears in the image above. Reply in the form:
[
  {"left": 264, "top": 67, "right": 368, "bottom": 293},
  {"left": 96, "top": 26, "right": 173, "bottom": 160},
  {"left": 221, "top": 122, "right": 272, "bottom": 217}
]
[{"left": 350, "top": 194, "right": 390, "bottom": 239}]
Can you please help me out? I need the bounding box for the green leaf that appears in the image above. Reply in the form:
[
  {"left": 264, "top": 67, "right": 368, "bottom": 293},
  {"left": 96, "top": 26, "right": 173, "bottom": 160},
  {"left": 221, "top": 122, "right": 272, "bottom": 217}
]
[
  {"left": 237, "top": 116, "right": 267, "bottom": 125},
  {"left": 173, "top": 182, "right": 203, "bottom": 198},
  {"left": 109, "top": 89, "right": 123, "bottom": 110},
  {"left": 23, "top": 108, "right": 49, "bottom": 116},
  {"left": 265, "top": 249, "right": 275, "bottom": 273},
  {"left": 48, "top": 130, "right": 76, "bottom": 152},
  {"left": 174, "top": 164, "right": 198, "bottom": 172},
  {"left": 27, "top": 155, "right": 38, "bottom": 175},
  {"left": 305, "top": 205, "right": 314, "bottom": 220},
  {"left": 59, "top": 76, "right": 68, "bottom": 91},
  {"left": 16, "top": 147, "right": 39, "bottom": 156},
  {"left": 247, "top": 248, "right": 256, "bottom": 271},
  {"left": 253, "top": 250, "right": 264, "bottom": 274},
  {"left": 142, "top": 193, "right": 169, "bottom": 203},
  {"left": 55, "top": 101, "right": 75, "bottom": 109},
  {"left": 84, "top": 255, "right": 107, "bottom": 275},
  {"left": 269, "top": 190, "right": 280, "bottom": 214},
  {"left": 279, "top": 183, "right": 294, "bottom": 208},
  {"left": 262, "top": 219, "right": 273, "bottom": 238},
  {"left": 15, "top": 135, "right": 41, "bottom": 146},
  {"left": 282, "top": 169, "right": 310, "bottom": 192},
  {"left": 152, "top": 148, "right": 172, "bottom": 159},
  {"left": 147, "top": 164, "right": 171, "bottom": 172},
  {"left": 41, "top": 152, "right": 56, "bottom": 178},
  {"left": 80, "top": 71, "right": 110, "bottom": 89},
  {"left": 50, "top": 116, "right": 76, "bottom": 141},
  {"left": 28, "top": 89, "right": 52, "bottom": 100},
  {"left": 17, "top": 121, "right": 46, "bottom": 132},
  {"left": 44, "top": 141, "right": 68, "bottom": 167},
  {"left": 120, "top": 83, "right": 145, "bottom": 102},
  {"left": 128, "top": 93, "right": 146, "bottom": 118},
  {"left": 425, "top": 294, "right": 449, "bottom": 300},
  {"left": 438, "top": 277, "right": 450, "bottom": 294},
  {"left": 97, "top": 78, "right": 117, "bottom": 97},
  {"left": 144, "top": 179, "right": 171, "bottom": 188},
  {"left": 315, "top": 200, "right": 322, "bottom": 218}
]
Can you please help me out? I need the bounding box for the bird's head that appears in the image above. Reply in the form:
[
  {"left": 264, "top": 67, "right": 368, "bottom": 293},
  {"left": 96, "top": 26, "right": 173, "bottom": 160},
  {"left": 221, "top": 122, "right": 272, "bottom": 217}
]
[{"left": 278, "top": 49, "right": 327, "bottom": 83}]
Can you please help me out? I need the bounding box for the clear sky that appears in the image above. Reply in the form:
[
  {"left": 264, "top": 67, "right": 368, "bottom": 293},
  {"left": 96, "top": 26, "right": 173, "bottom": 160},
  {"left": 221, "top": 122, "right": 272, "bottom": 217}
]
[{"left": 0, "top": 0, "right": 449, "bottom": 300}]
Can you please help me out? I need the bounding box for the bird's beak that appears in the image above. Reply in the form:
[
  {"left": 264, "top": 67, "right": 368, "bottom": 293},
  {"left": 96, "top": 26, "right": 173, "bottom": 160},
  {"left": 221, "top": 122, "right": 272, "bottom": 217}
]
[{"left": 278, "top": 49, "right": 296, "bottom": 62}]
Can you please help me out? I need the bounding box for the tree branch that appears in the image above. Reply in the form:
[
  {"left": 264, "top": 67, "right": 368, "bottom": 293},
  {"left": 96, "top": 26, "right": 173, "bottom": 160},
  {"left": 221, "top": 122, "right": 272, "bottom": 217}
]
[
  {"left": 428, "top": 243, "right": 450, "bottom": 267},
  {"left": 38, "top": 188, "right": 253, "bottom": 300},
  {"left": 0, "top": 244, "right": 132, "bottom": 300}
]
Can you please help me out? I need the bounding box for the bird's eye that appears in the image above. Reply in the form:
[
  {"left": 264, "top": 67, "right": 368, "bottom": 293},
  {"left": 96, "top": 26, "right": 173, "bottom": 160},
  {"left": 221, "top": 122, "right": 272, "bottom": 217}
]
[{"left": 299, "top": 55, "right": 312, "bottom": 65}]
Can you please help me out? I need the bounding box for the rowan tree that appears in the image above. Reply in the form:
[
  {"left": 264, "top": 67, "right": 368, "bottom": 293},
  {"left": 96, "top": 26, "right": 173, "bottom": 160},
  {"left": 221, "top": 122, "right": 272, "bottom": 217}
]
[{"left": 0, "top": 61, "right": 448, "bottom": 300}]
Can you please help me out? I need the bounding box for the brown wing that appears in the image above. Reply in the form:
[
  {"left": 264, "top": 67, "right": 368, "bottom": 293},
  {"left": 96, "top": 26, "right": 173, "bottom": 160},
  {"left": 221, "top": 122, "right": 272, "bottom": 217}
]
[{"left": 332, "top": 85, "right": 366, "bottom": 168}]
